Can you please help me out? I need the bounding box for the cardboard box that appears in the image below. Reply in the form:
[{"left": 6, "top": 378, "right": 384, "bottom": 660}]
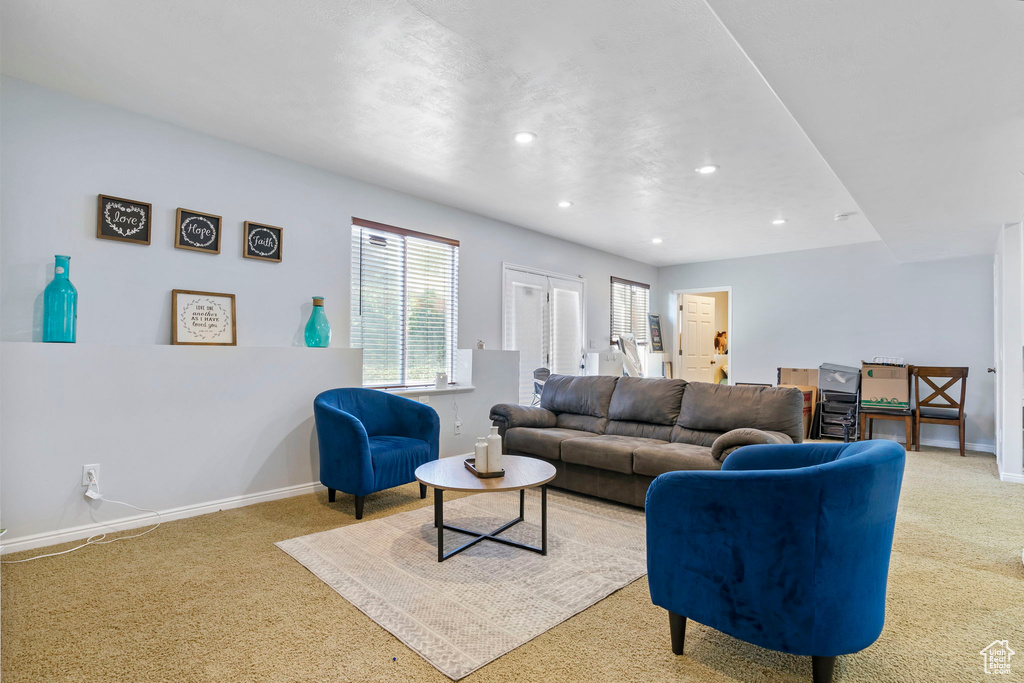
[
  {"left": 780, "top": 384, "right": 818, "bottom": 440},
  {"left": 860, "top": 362, "right": 909, "bottom": 411},
  {"left": 819, "top": 363, "right": 860, "bottom": 393},
  {"left": 778, "top": 367, "right": 818, "bottom": 387}
]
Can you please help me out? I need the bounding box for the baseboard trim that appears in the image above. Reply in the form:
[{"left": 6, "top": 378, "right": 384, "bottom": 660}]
[
  {"left": 1, "top": 481, "right": 325, "bottom": 555},
  {"left": 999, "top": 472, "right": 1024, "bottom": 484},
  {"left": 864, "top": 433, "right": 994, "bottom": 454}
]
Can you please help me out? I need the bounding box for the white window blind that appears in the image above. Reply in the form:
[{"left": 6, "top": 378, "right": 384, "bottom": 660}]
[
  {"left": 350, "top": 219, "right": 459, "bottom": 387},
  {"left": 610, "top": 277, "right": 650, "bottom": 345}
]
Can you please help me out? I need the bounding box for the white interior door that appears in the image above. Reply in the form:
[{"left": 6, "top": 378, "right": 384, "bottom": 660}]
[
  {"left": 993, "top": 222, "right": 1023, "bottom": 481},
  {"left": 679, "top": 294, "right": 716, "bottom": 383},
  {"left": 503, "top": 269, "right": 549, "bottom": 404},
  {"left": 549, "top": 279, "right": 584, "bottom": 376},
  {"left": 993, "top": 246, "right": 1003, "bottom": 462},
  {"left": 503, "top": 265, "right": 586, "bottom": 404}
]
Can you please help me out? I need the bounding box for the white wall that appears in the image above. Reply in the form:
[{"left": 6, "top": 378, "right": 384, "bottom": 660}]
[
  {"left": 709, "top": 291, "right": 729, "bottom": 337},
  {"left": 396, "top": 349, "right": 520, "bottom": 456},
  {"left": 0, "top": 343, "right": 362, "bottom": 550},
  {"left": 0, "top": 78, "right": 657, "bottom": 352},
  {"left": 658, "top": 241, "right": 996, "bottom": 450},
  {"left": 0, "top": 78, "right": 656, "bottom": 549}
]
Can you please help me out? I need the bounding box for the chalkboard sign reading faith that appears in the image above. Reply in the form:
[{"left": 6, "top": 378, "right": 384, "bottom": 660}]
[
  {"left": 97, "top": 194, "right": 152, "bottom": 245},
  {"left": 171, "top": 289, "right": 236, "bottom": 346},
  {"left": 175, "top": 208, "right": 222, "bottom": 254},
  {"left": 243, "top": 221, "right": 283, "bottom": 262}
]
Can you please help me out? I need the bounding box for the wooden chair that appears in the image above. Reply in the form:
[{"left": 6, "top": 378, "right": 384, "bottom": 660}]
[
  {"left": 859, "top": 366, "right": 914, "bottom": 451},
  {"left": 913, "top": 366, "right": 969, "bottom": 457}
]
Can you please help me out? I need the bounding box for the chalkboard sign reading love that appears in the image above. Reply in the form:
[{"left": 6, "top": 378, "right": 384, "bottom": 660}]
[
  {"left": 243, "top": 221, "right": 283, "bottom": 263},
  {"left": 175, "top": 208, "right": 222, "bottom": 254},
  {"left": 97, "top": 194, "right": 152, "bottom": 245}
]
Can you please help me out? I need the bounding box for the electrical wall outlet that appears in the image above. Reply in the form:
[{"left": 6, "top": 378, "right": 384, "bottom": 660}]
[
  {"left": 454, "top": 421, "right": 462, "bottom": 435},
  {"left": 82, "top": 464, "right": 100, "bottom": 486}
]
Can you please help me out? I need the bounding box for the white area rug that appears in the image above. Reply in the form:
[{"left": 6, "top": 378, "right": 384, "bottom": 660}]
[{"left": 276, "top": 489, "right": 647, "bottom": 680}]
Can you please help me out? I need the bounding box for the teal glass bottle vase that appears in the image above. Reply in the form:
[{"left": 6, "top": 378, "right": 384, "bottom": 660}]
[
  {"left": 43, "top": 254, "right": 77, "bottom": 343},
  {"left": 304, "top": 296, "right": 331, "bottom": 348}
]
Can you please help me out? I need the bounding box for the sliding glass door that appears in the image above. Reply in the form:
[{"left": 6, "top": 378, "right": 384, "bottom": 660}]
[{"left": 503, "top": 264, "right": 586, "bottom": 404}]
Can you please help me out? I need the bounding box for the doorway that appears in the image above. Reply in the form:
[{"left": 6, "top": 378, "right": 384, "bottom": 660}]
[
  {"left": 675, "top": 287, "right": 731, "bottom": 384},
  {"left": 502, "top": 263, "right": 587, "bottom": 404}
]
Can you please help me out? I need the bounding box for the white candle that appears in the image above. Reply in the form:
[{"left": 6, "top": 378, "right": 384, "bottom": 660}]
[
  {"left": 486, "top": 425, "right": 503, "bottom": 473},
  {"left": 474, "top": 437, "right": 489, "bottom": 473}
]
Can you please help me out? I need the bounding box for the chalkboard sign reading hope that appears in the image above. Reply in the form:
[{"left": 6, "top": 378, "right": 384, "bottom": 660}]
[{"left": 175, "top": 209, "right": 222, "bottom": 254}]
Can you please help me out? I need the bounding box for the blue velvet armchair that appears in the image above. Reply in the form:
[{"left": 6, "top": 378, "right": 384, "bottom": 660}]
[
  {"left": 314, "top": 388, "right": 440, "bottom": 519},
  {"left": 646, "top": 440, "right": 905, "bottom": 683}
]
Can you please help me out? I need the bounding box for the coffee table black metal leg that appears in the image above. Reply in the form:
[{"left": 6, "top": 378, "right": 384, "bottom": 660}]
[
  {"left": 433, "top": 485, "right": 550, "bottom": 562},
  {"left": 435, "top": 488, "right": 444, "bottom": 562},
  {"left": 541, "top": 484, "right": 548, "bottom": 555}
]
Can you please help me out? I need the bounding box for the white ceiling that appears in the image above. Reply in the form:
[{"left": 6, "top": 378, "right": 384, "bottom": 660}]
[
  {"left": 1, "top": 1, "right": 1019, "bottom": 266},
  {"left": 704, "top": 0, "right": 1024, "bottom": 263}
]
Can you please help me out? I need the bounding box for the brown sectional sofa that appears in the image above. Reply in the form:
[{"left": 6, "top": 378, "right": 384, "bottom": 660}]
[{"left": 490, "top": 375, "right": 804, "bottom": 507}]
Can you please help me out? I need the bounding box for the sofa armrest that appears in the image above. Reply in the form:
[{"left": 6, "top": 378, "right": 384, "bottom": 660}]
[
  {"left": 313, "top": 400, "right": 374, "bottom": 495},
  {"left": 711, "top": 428, "right": 793, "bottom": 463},
  {"left": 721, "top": 442, "right": 848, "bottom": 472},
  {"left": 489, "top": 404, "right": 557, "bottom": 436}
]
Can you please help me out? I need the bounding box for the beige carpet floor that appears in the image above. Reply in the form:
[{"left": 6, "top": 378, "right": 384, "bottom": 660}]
[
  {"left": 2, "top": 444, "right": 1023, "bottom": 682},
  {"left": 277, "top": 489, "right": 647, "bottom": 679}
]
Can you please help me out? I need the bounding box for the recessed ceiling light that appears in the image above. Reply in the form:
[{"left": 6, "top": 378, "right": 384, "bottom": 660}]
[
  {"left": 557, "top": 200, "right": 573, "bottom": 208},
  {"left": 695, "top": 164, "right": 719, "bottom": 174},
  {"left": 513, "top": 131, "right": 537, "bottom": 144},
  {"left": 772, "top": 218, "right": 788, "bottom": 225},
  {"left": 652, "top": 238, "right": 663, "bottom": 244}
]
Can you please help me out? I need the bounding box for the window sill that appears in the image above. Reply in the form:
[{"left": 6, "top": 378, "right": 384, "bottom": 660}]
[{"left": 379, "top": 385, "right": 475, "bottom": 396}]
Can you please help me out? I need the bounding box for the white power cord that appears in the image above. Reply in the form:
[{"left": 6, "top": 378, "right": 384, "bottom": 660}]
[{"left": 1, "top": 478, "right": 161, "bottom": 564}]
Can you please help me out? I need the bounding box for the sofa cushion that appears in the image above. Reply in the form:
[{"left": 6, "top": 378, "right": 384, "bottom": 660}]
[
  {"left": 561, "top": 435, "right": 666, "bottom": 475},
  {"left": 606, "top": 421, "right": 674, "bottom": 440},
  {"left": 607, "top": 377, "right": 687, "bottom": 424},
  {"left": 671, "top": 426, "right": 725, "bottom": 447},
  {"left": 505, "top": 427, "right": 599, "bottom": 461},
  {"left": 677, "top": 382, "right": 805, "bottom": 442},
  {"left": 555, "top": 413, "right": 608, "bottom": 434},
  {"left": 541, "top": 375, "right": 618, "bottom": 418},
  {"left": 633, "top": 442, "right": 721, "bottom": 477}
]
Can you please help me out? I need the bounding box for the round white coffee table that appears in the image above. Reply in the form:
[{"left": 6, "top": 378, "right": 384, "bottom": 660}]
[{"left": 414, "top": 454, "right": 556, "bottom": 562}]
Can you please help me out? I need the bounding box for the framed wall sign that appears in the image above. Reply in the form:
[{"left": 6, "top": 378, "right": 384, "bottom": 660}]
[
  {"left": 171, "top": 289, "right": 237, "bottom": 346},
  {"left": 97, "top": 194, "right": 152, "bottom": 245},
  {"left": 175, "top": 208, "right": 222, "bottom": 254},
  {"left": 243, "top": 221, "right": 283, "bottom": 262},
  {"left": 648, "top": 313, "right": 664, "bottom": 352}
]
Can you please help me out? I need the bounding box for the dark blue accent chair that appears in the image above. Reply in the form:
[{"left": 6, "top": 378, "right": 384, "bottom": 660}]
[
  {"left": 646, "top": 440, "right": 905, "bottom": 683},
  {"left": 314, "top": 388, "right": 440, "bottom": 519}
]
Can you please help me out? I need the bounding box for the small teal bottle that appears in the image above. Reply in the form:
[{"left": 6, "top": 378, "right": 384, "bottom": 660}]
[
  {"left": 43, "top": 254, "right": 77, "bottom": 343},
  {"left": 304, "top": 296, "right": 331, "bottom": 347}
]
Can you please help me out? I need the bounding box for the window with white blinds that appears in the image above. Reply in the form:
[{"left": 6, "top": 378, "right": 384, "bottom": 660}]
[
  {"left": 610, "top": 277, "right": 650, "bottom": 345},
  {"left": 350, "top": 218, "right": 459, "bottom": 387}
]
